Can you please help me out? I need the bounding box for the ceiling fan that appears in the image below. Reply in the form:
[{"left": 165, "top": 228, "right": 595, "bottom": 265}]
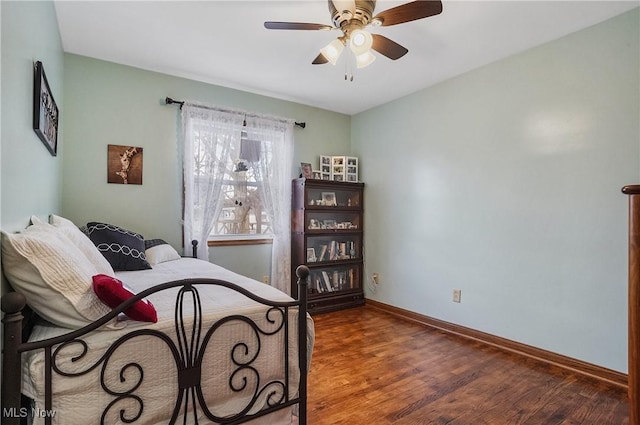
[{"left": 264, "top": 0, "right": 443, "bottom": 69}]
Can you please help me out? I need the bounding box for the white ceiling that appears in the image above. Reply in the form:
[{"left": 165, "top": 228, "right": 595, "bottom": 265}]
[{"left": 53, "top": 1, "right": 639, "bottom": 115}]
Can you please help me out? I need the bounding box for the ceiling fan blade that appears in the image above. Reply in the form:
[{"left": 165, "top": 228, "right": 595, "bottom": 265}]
[
  {"left": 312, "top": 53, "right": 329, "bottom": 65},
  {"left": 371, "top": 34, "right": 408, "bottom": 60},
  {"left": 332, "top": 0, "right": 356, "bottom": 15},
  {"left": 264, "top": 21, "right": 333, "bottom": 31},
  {"left": 373, "top": 0, "right": 443, "bottom": 27}
]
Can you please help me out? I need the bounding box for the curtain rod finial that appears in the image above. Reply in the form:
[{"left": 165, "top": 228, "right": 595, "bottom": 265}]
[{"left": 165, "top": 97, "right": 185, "bottom": 109}]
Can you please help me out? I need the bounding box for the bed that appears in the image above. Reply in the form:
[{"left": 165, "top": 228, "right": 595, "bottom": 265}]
[{"left": 0, "top": 216, "right": 313, "bottom": 425}]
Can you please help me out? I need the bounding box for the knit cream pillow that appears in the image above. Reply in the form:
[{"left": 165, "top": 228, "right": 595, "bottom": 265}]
[
  {"left": 49, "top": 214, "right": 115, "bottom": 276},
  {"left": 1, "top": 223, "right": 121, "bottom": 329}
]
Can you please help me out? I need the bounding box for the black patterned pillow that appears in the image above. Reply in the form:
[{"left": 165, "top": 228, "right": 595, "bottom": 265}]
[
  {"left": 144, "top": 238, "right": 182, "bottom": 266},
  {"left": 144, "top": 238, "right": 167, "bottom": 250},
  {"left": 86, "top": 222, "right": 151, "bottom": 271}
]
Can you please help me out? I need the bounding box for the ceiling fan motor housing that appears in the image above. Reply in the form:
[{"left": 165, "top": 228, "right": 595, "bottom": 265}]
[{"left": 329, "top": 0, "right": 376, "bottom": 30}]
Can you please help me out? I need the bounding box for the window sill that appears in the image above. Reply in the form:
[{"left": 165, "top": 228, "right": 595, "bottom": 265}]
[{"left": 208, "top": 238, "right": 273, "bottom": 247}]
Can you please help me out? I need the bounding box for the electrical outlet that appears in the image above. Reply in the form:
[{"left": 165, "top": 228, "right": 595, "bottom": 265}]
[
  {"left": 372, "top": 273, "right": 379, "bottom": 285},
  {"left": 453, "top": 289, "right": 461, "bottom": 303},
  {"left": 263, "top": 276, "right": 269, "bottom": 284}
]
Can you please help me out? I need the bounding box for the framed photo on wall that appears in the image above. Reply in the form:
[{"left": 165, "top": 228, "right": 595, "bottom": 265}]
[
  {"left": 33, "top": 61, "right": 59, "bottom": 156},
  {"left": 108, "top": 144, "right": 143, "bottom": 185}
]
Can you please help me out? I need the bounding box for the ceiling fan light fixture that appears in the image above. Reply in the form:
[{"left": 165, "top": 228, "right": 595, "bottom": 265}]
[
  {"left": 320, "top": 38, "right": 345, "bottom": 65},
  {"left": 355, "top": 50, "right": 376, "bottom": 68},
  {"left": 349, "top": 29, "right": 373, "bottom": 55}
]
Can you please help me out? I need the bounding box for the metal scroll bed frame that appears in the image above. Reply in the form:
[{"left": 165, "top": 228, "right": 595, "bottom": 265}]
[{"left": 1, "top": 254, "right": 310, "bottom": 425}]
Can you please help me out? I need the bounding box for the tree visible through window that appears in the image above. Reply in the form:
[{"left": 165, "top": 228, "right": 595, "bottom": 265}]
[
  {"left": 214, "top": 166, "right": 272, "bottom": 237},
  {"left": 191, "top": 127, "right": 272, "bottom": 239}
]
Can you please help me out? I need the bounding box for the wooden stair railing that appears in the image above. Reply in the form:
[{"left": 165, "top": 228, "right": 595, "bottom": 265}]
[{"left": 623, "top": 184, "right": 640, "bottom": 425}]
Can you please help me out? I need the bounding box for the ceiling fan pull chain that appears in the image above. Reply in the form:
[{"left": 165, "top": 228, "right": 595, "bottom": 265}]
[
  {"left": 350, "top": 54, "right": 355, "bottom": 82},
  {"left": 344, "top": 55, "right": 355, "bottom": 82}
]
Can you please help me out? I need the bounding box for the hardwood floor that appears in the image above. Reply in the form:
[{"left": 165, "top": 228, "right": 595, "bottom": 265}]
[{"left": 306, "top": 306, "right": 628, "bottom": 425}]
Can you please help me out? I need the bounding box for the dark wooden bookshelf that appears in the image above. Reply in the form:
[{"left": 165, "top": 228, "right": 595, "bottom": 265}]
[{"left": 291, "top": 178, "right": 365, "bottom": 314}]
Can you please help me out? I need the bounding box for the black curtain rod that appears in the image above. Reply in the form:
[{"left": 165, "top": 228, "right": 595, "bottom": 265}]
[{"left": 165, "top": 97, "right": 306, "bottom": 129}]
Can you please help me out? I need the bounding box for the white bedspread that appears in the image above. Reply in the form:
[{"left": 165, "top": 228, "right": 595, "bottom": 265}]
[{"left": 22, "top": 258, "right": 314, "bottom": 425}]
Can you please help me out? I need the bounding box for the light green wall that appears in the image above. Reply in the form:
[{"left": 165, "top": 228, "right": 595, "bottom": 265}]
[
  {"left": 1, "top": 1, "right": 64, "bottom": 296},
  {"left": 352, "top": 8, "right": 640, "bottom": 373},
  {"left": 1, "top": 1, "right": 64, "bottom": 232},
  {"left": 62, "top": 54, "right": 350, "bottom": 281}
]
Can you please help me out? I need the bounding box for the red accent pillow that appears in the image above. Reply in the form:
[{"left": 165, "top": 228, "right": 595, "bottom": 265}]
[{"left": 92, "top": 274, "right": 157, "bottom": 323}]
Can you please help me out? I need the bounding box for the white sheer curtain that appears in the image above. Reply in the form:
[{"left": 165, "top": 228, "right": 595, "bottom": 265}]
[
  {"left": 182, "top": 104, "right": 244, "bottom": 260},
  {"left": 245, "top": 116, "right": 294, "bottom": 293},
  {"left": 181, "top": 102, "right": 294, "bottom": 293}
]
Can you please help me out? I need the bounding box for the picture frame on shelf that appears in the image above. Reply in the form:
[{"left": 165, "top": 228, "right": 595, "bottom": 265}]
[
  {"left": 320, "top": 155, "right": 332, "bottom": 180},
  {"left": 300, "top": 162, "right": 312, "bottom": 178},
  {"left": 321, "top": 192, "right": 337, "bottom": 206},
  {"left": 312, "top": 170, "right": 322, "bottom": 180},
  {"left": 319, "top": 155, "right": 359, "bottom": 183},
  {"left": 306, "top": 248, "right": 317, "bottom": 263},
  {"left": 346, "top": 156, "right": 359, "bottom": 182},
  {"left": 331, "top": 156, "right": 346, "bottom": 181}
]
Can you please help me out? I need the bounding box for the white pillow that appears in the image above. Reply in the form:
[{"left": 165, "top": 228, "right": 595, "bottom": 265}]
[
  {"left": 49, "top": 214, "right": 115, "bottom": 276},
  {"left": 1, "top": 224, "right": 121, "bottom": 329},
  {"left": 146, "top": 244, "right": 181, "bottom": 266},
  {"left": 30, "top": 215, "right": 45, "bottom": 225}
]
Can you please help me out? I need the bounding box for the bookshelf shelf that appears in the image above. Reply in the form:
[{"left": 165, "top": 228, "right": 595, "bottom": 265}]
[{"left": 291, "top": 178, "right": 365, "bottom": 314}]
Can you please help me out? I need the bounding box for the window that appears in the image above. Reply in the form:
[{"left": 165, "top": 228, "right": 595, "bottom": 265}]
[
  {"left": 191, "top": 127, "right": 273, "bottom": 240},
  {"left": 210, "top": 134, "right": 272, "bottom": 238},
  {"left": 182, "top": 104, "right": 294, "bottom": 292},
  {"left": 183, "top": 108, "right": 291, "bottom": 240}
]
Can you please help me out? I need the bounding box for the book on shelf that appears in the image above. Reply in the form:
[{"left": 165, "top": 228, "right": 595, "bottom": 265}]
[
  {"left": 318, "top": 245, "right": 328, "bottom": 262},
  {"left": 321, "top": 271, "right": 333, "bottom": 292},
  {"left": 328, "top": 241, "right": 336, "bottom": 261},
  {"left": 312, "top": 239, "right": 357, "bottom": 265},
  {"left": 313, "top": 275, "right": 321, "bottom": 293},
  {"left": 339, "top": 242, "right": 346, "bottom": 258}
]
